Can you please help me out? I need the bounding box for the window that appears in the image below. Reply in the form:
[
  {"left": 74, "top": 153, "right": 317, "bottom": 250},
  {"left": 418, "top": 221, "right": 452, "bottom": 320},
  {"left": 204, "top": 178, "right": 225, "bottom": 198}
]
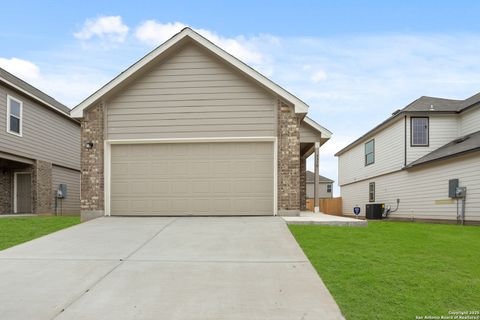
[
  {"left": 7, "top": 95, "right": 22, "bottom": 136},
  {"left": 327, "top": 184, "right": 332, "bottom": 193},
  {"left": 411, "top": 117, "right": 429, "bottom": 146},
  {"left": 365, "top": 139, "right": 375, "bottom": 166},
  {"left": 369, "top": 182, "right": 375, "bottom": 202}
]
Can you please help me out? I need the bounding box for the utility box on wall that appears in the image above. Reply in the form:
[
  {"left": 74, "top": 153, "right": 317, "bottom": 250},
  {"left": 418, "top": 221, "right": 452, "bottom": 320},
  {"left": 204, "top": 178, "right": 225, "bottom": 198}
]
[
  {"left": 57, "top": 184, "right": 67, "bottom": 199},
  {"left": 449, "top": 179, "right": 459, "bottom": 198}
]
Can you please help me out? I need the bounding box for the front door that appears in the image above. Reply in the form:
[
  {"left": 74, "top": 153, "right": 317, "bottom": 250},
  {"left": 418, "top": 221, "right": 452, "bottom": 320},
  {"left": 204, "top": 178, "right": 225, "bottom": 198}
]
[{"left": 15, "top": 173, "right": 32, "bottom": 213}]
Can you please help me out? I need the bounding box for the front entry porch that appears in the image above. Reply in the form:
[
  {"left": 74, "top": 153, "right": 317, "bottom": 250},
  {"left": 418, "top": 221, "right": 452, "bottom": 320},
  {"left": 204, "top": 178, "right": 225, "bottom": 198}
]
[{"left": 0, "top": 157, "right": 34, "bottom": 215}]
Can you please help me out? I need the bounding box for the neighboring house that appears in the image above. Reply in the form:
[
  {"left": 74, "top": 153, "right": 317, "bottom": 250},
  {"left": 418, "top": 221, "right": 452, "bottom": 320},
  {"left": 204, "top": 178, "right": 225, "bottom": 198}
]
[
  {"left": 305, "top": 171, "right": 333, "bottom": 199},
  {"left": 71, "top": 28, "right": 332, "bottom": 221},
  {"left": 336, "top": 92, "right": 480, "bottom": 223},
  {"left": 0, "top": 68, "right": 80, "bottom": 215}
]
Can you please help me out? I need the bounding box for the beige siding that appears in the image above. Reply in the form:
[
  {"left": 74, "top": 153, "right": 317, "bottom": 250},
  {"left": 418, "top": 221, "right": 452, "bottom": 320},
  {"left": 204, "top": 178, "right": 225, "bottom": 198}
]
[
  {"left": 106, "top": 43, "right": 276, "bottom": 140},
  {"left": 406, "top": 115, "right": 458, "bottom": 164},
  {"left": 0, "top": 84, "right": 80, "bottom": 170},
  {"left": 338, "top": 118, "right": 405, "bottom": 186},
  {"left": 300, "top": 122, "right": 321, "bottom": 142},
  {"left": 306, "top": 182, "right": 332, "bottom": 199},
  {"left": 52, "top": 166, "right": 80, "bottom": 215},
  {"left": 460, "top": 106, "right": 480, "bottom": 136},
  {"left": 341, "top": 152, "right": 480, "bottom": 221},
  {"left": 110, "top": 142, "right": 274, "bottom": 216}
]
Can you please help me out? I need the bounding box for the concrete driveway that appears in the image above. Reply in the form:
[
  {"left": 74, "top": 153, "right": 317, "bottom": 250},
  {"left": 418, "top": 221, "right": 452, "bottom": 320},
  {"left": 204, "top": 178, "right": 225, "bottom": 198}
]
[{"left": 0, "top": 217, "right": 344, "bottom": 320}]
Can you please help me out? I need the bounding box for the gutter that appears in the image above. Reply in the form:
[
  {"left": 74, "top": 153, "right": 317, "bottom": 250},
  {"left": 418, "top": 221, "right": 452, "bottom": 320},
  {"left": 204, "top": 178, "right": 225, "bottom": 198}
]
[
  {"left": 403, "top": 148, "right": 480, "bottom": 169},
  {"left": 335, "top": 110, "right": 458, "bottom": 157},
  {"left": 0, "top": 77, "right": 79, "bottom": 124}
]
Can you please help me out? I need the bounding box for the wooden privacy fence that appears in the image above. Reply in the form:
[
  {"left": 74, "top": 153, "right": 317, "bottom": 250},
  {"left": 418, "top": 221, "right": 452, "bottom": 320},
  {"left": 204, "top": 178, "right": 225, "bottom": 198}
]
[{"left": 306, "top": 197, "right": 343, "bottom": 215}]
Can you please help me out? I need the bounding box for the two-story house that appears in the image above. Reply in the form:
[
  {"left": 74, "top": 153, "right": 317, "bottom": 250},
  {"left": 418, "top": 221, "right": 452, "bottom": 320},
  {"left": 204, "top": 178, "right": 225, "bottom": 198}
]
[
  {"left": 305, "top": 171, "right": 333, "bottom": 199},
  {"left": 0, "top": 68, "right": 80, "bottom": 215},
  {"left": 336, "top": 92, "right": 480, "bottom": 223}
]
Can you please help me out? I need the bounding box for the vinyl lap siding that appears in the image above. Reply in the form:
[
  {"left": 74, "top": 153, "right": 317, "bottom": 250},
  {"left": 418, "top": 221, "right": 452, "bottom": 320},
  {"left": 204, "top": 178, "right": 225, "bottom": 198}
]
[
  {"left": 0, "top": 84, "right": 80, "bottom": 170},
  {"left": 106, "top": 43, "right": 276, "bottom": 140},
  {"left": 338, "top": 118, "right": 404, "bottom": 186},
  {"left": 406, "top": 115, "right": 458, "bottom": 164},
  {"left": 460, "top": 106, "right": 480, "bottom": 136},
  {"left": 306, "top": 183, "right": 332, "bottom": 198},
  {"left": 341, "top": 153, "right": 480, "bottom": 221},
  {"left": 300, "top": 122, "right": 321, "bottom": 142},
  {"left": 52, "top": 165, "right": 80, "bottom": 215}
]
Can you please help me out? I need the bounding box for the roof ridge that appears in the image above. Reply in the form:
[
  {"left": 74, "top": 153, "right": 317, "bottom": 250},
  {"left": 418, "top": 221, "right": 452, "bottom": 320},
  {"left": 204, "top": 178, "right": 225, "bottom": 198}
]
[
  {"left": 0, "top": 67, "right": 71, "bottom": 115},
  {"left": 71, "top": 27, "right": 309, "bottom": 117}
]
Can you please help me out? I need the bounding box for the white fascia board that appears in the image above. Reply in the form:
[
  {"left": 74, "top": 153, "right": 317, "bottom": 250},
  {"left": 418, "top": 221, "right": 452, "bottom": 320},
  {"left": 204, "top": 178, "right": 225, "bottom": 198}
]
[
  {"left": 1, "top": 76, "right": 70, "bottom": 117},
  {"left": 71, "top": 28, "right": 309, "bottom": 118},
  {"left": 304, "top": 116, "right": 333, "bottom": 139}
]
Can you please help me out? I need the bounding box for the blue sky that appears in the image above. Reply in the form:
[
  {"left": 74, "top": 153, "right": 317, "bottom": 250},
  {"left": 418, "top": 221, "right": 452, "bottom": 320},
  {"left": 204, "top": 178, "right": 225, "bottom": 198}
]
[{"left": 2, "top": 1, "right": 480, "bottom": 195}]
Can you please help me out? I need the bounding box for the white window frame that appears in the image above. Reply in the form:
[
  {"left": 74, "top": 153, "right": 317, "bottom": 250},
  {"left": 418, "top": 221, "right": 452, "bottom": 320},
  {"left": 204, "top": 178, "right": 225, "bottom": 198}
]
[
  {"left": 369, "top": 182, "right": 375, "bottom": 202},
  {"left": 365, "top": 139, "right": 375, "bottom": 166},
  {"left": 6, "top": 95, "right": 23, "bottom": 137},
  {"left": 410, "top": 117, "right": 429, "bottom": 147}
]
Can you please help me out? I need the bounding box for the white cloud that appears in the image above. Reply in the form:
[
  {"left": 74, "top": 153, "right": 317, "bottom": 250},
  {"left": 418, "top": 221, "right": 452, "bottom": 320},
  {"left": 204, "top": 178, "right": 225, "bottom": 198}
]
[
  {"left": 135, "top": 21, "right": 185, "bottom": 45},
  {"left": 74, "top": 16, "right": 129, "bottom": 43},
  {"left": 0, "top": 55, "right": 113, "bottom": 107},
  {"left": 0, "top": 57, "right": 41, "bottom": 82},
  {"left": 267, "top": 34, "right": 480, "bottom": 196},
  {"left": 135, "top": 20, "right": 266, "bottom": 65},
  {"left": 311, "top": 70, "right": 328, "bottom": 82},
  {"left": 9, "top": 25, "right": 480, "bottom": 195}
]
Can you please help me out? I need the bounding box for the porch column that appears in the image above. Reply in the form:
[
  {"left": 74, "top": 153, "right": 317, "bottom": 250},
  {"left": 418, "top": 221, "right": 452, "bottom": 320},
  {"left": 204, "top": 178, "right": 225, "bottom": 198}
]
[{"left": 314, "top": 141, "right": 320, "bottom": 213}]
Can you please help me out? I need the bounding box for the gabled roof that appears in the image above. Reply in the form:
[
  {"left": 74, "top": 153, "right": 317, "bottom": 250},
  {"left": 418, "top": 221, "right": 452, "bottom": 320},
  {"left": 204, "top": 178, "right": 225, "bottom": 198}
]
[
  {"left": 304, "top": 116, "right": 332, "bottom": 139},
  {"left": 71, "top": 27, "right": 309, "bottom": 118},
  {"left": 0, "top": 67, "right": 71, "bottom": 117},
  {"left": 405, "top": 130, "right": 480, "bottom": 168},
  {"left": 306, "top": 171, "right": 334, "bottom": 183},
  {"left": 402, "top": 96, "right": 463, "bottom": 112},
  {"left": 335, "top": 90, "right": 480, "bottom": 156}
]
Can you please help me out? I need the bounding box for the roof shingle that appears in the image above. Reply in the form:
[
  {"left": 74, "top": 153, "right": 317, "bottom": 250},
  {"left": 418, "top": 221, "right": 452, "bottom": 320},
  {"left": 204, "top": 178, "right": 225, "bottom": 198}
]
[
  {"left": 0, "top": 67, "right": 70, "bottom": 115},
  {"left": 305, "top": 171, "right": 334, "bottom": 183},
  {"left": 406, "top": 130, "right": 480, "bottom": 168}
]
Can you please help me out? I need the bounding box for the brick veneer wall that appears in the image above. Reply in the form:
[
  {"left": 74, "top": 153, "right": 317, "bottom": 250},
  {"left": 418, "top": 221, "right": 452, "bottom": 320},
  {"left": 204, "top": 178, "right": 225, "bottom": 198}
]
[
  {"left": 300, "top": 157, "right": 307, "bottom": 211},
  {"left": 277, "top": 99, "right": 301, "bottom": 214},
  {"left": 32, "top": 160, "right": 52, "bottom": 214},
  {"left": 80, "top": 102, "right": 105, "bottom": 219},
  {"left": 0, "top": 171, "right": 12, "bottom": 214}
]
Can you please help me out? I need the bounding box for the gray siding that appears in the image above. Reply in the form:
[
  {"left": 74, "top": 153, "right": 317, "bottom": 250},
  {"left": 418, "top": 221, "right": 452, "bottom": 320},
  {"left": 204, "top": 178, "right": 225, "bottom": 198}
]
[
  {"left": 338, "top": 118, "right": 405, "bottom": 186},
  {"left": 0, "top": 83, "right": 80, "bottom": 170},
  {"left": 106, "top": 42, "right": 276, "bottom": 140},
  {"left": 406, "top": 115, "right": 458, "bottom": 164},
  {"left": 341, "top": 152, "right": 480, "bottom": 221},
  {"left": 460, "top": 106, "right": 480, "bottom": 136},
  {"left": 300, "top": 122, "right": 321, "bottom": 142},
  {"left": 306, "top": 182, "right": 332, "bottom": 199},
  {"left": 52, "top": 165, "right": 80, "bottom": 215}
]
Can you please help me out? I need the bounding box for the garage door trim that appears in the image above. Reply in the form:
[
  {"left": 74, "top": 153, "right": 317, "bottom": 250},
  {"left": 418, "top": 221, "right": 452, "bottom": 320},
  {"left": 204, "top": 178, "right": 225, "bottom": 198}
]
[{"left": 104, "top": 137, "right": 278, "bottom": 216}]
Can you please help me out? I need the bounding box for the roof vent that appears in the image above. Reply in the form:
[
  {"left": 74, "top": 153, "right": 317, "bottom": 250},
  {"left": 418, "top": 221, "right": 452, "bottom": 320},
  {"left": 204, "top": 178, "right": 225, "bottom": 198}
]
[
  {"left": 453, "top": 136, "right": 470, "bottom": 144},
  {"left": 429, "top": 104, "right": 435, "bottom": 111}
]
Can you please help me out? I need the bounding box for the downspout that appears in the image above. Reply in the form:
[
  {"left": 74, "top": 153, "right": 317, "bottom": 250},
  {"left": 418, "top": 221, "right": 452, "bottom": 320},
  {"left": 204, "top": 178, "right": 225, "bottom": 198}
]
[
  {"left": 314, "top": 141, "right": 320, "bottom": 213},
  {"left": 404, "top": 115, "right": 407, "bottom": 166}
]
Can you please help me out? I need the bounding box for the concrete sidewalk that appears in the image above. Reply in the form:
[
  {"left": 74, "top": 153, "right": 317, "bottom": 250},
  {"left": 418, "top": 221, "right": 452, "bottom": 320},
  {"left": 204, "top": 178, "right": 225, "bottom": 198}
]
[
  {"left": 0, "top": 217, "right": 344, "bottom": 320},
  {"left": 284, "top": 212, "right": 368, "bottom": 226}
]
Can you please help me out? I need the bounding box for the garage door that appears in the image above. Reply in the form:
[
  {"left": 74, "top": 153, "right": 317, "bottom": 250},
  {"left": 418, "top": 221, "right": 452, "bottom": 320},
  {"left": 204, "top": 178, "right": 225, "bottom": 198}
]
[{"left": 110, "top": 142, "right": 274, "bottom": 216}]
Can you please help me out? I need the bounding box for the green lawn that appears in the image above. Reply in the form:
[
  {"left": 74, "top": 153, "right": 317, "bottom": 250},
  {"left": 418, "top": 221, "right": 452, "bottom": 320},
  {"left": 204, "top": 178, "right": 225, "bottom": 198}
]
[
  {"left": 289, "top": 221, "right": 480, "bottom": 320},
  {"left": 0, "top": 216, "right": 80, "bottom": 251}
]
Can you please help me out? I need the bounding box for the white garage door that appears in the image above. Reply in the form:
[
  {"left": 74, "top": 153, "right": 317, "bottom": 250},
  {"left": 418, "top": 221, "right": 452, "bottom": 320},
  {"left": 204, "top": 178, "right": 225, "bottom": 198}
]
[{"left": 110, "top": 142, "right": 274, "bottom": 216}]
